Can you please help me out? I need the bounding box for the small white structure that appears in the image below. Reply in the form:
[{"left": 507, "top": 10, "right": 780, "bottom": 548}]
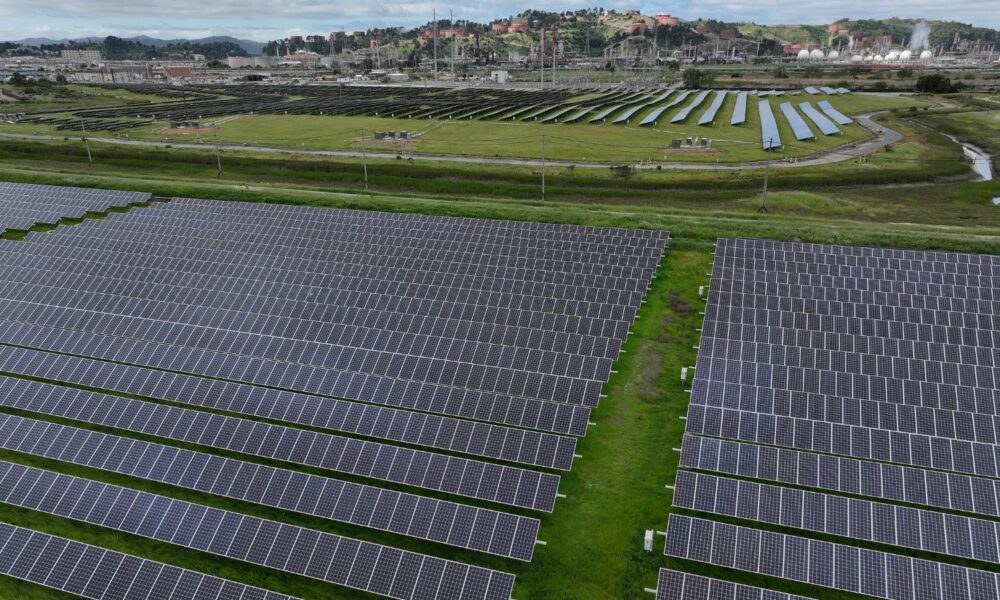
[
  {"left": 810, "top": 49, "right": 825, "bottom": 60},
  {"left": 797, "top": 49, "right": 811, "bottom": 60},
  {"left": 920, "top": 50, "right": 934, "bottom": 61},
  {"left": 643, "top": 530, "right": 654, "bottom": 553},
  {"left": 851, "top": 54, "right": 864, "bottom": 63},
  {"left": 827, "top": 49, "right": 840, "bottom": 60},
  {"left": 387, "top": 72, "right": 409, "bottom": 83},
  {"left": 900, "top": 49, "right": 913, "bottom": 61},
  {"left": 886, "top": 50, "right": 900, "bottom": 62},
  {"left": 490, "top": 70, "right": 509, "bottom": 84}
]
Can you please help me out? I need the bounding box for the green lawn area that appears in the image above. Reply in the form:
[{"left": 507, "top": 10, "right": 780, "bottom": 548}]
[{"left": 1, "top": 84, "right": 170, "bottom": 112}]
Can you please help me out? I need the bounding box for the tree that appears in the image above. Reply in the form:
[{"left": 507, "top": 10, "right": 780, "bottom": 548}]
[
  {"left": 682, "top": 68, "right": 713, "bottom": 88},
  {"left": 914, "top": 73, "right": 958, "bottom": 93}
]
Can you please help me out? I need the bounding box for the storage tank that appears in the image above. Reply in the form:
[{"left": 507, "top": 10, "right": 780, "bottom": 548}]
[
  {"left": 827, "top": 50, "right": 840, "bottom": 60},
  {"left": 851, "top": 54, "right": 863, "bottom": 62},
  {"left": 899, "top": 49, "right": 912, "bottom": 61},
  {"left": 886, "top": 50, "right": 899, "bottom": 62},
  {"left": 810, "top": 49, "right": 824, "bottom": 60},
  {"left": 797, "top": 49, "right": 810, "bottom": 60},
  {"left": 873, "top": 54, "right": 884, "bottom": 63},
  {"left": 919, "top": 50, "right": 933, "bottom": 61}
]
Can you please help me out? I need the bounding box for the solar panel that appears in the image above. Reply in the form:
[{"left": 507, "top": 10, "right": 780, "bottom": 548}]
[
  {"left": 696, "top": 91, "right": 728, "bottom": 126},
  {"left": 0, "top": 412, "right": 540, "bottom": 561},
  {"left": 0, "top": 183, "right": 149, "bottom": 234},
  {"left": 798, "top": 102, "right": 840, "bottom": 135},
  {"left": 664, "top": 514, "right": 999, "bottom": 600},
  {"left": 588, "top": 104, "right": 626, "bottom": 123},
  {"left": 674, "top": 470, "right": 1000, "bottom": 563},
  {"left": 0, "top": 344, "right": 577, "bottom": 471},
  {"left": 778, "top": 102, "right": 815, "bottom": 141},
  {"left": 0, "top": 521, "right": 296, "bottom": 600},
  {"left": 803, "top": 87, "right": 820, "bottom": 95},
  {"left": 729, "top": 91, "right": 747, "bottom": 126},
  {"left": 0, "top": 460, "right": 517, "bottom": 600},
  {"left": 819, "top": 86, "right": 837, "bottom": 94},
  {"left": 0, "top": 376, "right": 561, "bottom": 512},
  {"left": 757, "top": 100, "right": 782, "bottom": 149},
  {"left": 817, "top": 100, "right": 852, "bottom": 125},
  {"left": 611, "top": 91, "right": 672, "bottom": 124},
  {"left": 655, "top": 569, "right": 813, "bottom": 600},
  {"left": 639, "top": 91, "right": 691, "bottom": 126},
  {"left": 670, "top": 90, "right": 711, "bottom": 123}
]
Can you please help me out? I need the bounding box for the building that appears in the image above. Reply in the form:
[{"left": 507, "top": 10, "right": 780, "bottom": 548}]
[
  {"left": 490, "top": 70, "right": 509, "bottom": 84},
  {"left": 623, "top": 9, "right": 641, "bottom": 16},
  {"left": 227, "top": 56, "right": 255, "bottom": 69},
  {"left": 508, "top": 20, "right": 528, "bottom": 33},
  {"left": 629, "top": 23, "right": 648, "bottom": 35},
  {"left": 655, "top": 13, "right": 679, "bottom": 26},
  {"left": 60, "top": 49, "right": 101, "bottom": 63},
  {"left": 491, "top": 22, "right": 508, "bottom": 33}
]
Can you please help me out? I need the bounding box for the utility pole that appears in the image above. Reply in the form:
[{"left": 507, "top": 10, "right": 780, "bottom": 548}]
[
  {"left": 758, "top": 139, "right": 772, "bottom": 213},
  {"left": 433, "top": 8, "right": 439, "bottom": 81},
  {"left": 80, "top": 120, "right": 93, "bottom": 169},
  {"left": 450, "top": 9, "right": 455, "bottom": 82},
  {"left": 215, "top": 128, "right": 223, "bottom": 177},
  {"left": 539, "top": 28, "right": 545, "bottom": 87},
  {"left": 552, "top": 27, "right": 557, "bottom": 87},
  {"left": 360, "top": 129, "right": 369, "bottom": 191},
  {"left": 540, "top": 134, "right": 546, "bottom": 200}
]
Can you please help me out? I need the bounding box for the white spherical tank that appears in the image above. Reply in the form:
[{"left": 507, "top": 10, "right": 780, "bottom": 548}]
[
  {"left": 874, "top": 54, "right": 884, "bottom": 62},
  {"left": 797, "top": 49, "right": 811, "bottom": 60},
  {"left": 886, "top": 50, "right": 899, "bottom": 62},
  {"left": 810, "top": 49, "right": 825, "bottom": 60},
  {"left": 827, "top": 49, "right": 840, "bottom": 59},
  {"left": 851, "top": 54, "right": 863, "bottom": 62},
  {"left": 900, "top": 49, "right": 912, "bottom": 61},
  {"left": 920, "top": 50, "right": 933, "bottom": 60}
]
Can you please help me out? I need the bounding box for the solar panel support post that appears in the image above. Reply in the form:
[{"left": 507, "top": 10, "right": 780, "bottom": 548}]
[
  {"left": 80, "top": 120, "right": 93, "bottom": 169},
  {"left": 758, "top": 139, "right": 771, "bottom": 213},
  {"left": 433, "top": 8, "right": 438, "bottom": 81},
  {"left": 215, "top": 130, "right": 223, "bottom": 178}
]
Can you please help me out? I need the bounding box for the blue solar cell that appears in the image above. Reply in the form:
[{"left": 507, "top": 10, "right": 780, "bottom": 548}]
[
  {"left": 612, "top": 91, "right": 671, "bottom": 124},
  {"left": 804, "top": 87, "right": 820, "bottom": 95}
]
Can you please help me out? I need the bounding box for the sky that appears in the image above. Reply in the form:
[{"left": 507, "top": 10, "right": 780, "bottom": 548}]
[{"left": 0, "top": 0, "right": 996, "bottom": 42}]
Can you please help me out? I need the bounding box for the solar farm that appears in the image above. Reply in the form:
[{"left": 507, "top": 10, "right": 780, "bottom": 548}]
[
  {"left": 659, "top": 238, "right": 1000, "bottom": 600},
  {"left": 0, "top": 182, "right": 675, "bottom": 599},
  {"left": 0, "top": 84, "right": 923, "bottom": 162}
]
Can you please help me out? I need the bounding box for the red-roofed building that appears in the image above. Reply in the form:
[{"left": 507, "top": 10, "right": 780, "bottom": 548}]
[
  {"left": 491, "top": 22, "right": 508, "bottom": 33},
  {"left": 629, "top": 22, "right": 648, "bottom": 35}
]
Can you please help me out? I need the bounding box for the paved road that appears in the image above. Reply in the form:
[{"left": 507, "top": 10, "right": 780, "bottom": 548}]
[{"left": 0, "top": 110, "right": 899, "bottom": 171}]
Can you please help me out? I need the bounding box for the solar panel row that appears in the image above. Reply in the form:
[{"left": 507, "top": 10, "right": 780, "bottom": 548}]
[
  {"left": 0, "top": 412, "right": 538, "bottom": 560},
  {"left": 757, "top": 100, "right": 781, "bottom": 150},
  {"left": 697, "top": 91, "right": 728, "bottom": 126},
  {"left": 679, "top": 433, "right": 1000, "bottom": 517},
  {"left": 778, "top": 102, "right": 815, "bottom": 141},
  {"left": 639, "top": 91, "right": 692, "bottom": 126},
  {"left": 655, "top": 568, "right": 811, "bottom": 600},
  {"left": 0, "top": 460, "right": 516, "bottom": 600},
  {"left": 665, "top": 514, "right": 998, "bottom": 600},
  {"left": 729, "top": 92, "right": 748, "bottom": 126},
  {"left": 0, "top": 376, "right": 560, "bottom": 512},
  {"left": 0, "top": 521, "right": 295, "bottom": 600},
  {"left": 0, "top": 344, "right": 576, "bottom": 470},
  {"left": 798, "top": 102, "right": 840, "bottom": 136},
  {"left": 0, "top": 183, "right": 149, "bottom": 233},
  {"left": 670, "top": 91, "right": 711, "bottom": 123},
  {"left": 674, "top": 470, "right": 1000, "bottom": 563}
]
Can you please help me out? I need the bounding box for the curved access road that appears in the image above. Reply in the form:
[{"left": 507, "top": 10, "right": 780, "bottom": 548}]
[{"left": 0, "top": 110, "right": 901, "bottom": 171}]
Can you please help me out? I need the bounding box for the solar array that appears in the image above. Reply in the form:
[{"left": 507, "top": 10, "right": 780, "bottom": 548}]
[
  {"left": 729, "top": 92, "right": 748, "bottom": 126},
  {"left": 639, "top": 91, "right": 692, "bottom": 127},
  {"left": 696, "top": 91, "right": 728, "bottom": 126},
  {"left": 670, "top": 91, "right": 711, "bottom": 124},
  {"left": 657, "top": 237, "right": 1000, "bottom": 600},
  {"left": 757, "top": 100, "right": 782, "bottom": 150},
  {"left": 654, "top": 569, "right": 811, "bottom": 600},
  {"left": 0, "top": 186, "right": 668, "bottom": 598},
  {"left": 818, "top": 99, "right": 854, "bottom": 125},
  {"left": 0, "top": 522, "right": 295, "bottom": 600},
  {"left": 798, "top": 102, "right": 840, "bottom": 136},
  {"left": 0, "top": 182, "right": 149, "bottom": 233},
  {"left": 778, "top": 102, "right": 815, "bottom": 141}
]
